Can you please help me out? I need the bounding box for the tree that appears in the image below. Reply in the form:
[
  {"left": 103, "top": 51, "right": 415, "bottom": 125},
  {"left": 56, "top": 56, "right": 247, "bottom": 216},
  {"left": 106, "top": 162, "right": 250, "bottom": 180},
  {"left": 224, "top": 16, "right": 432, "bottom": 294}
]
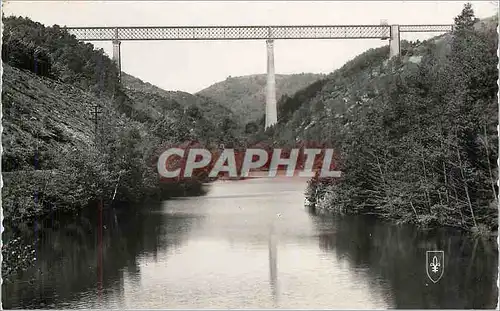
[{"left": 454, "top": 3, "right": 478, "bottom": 32}]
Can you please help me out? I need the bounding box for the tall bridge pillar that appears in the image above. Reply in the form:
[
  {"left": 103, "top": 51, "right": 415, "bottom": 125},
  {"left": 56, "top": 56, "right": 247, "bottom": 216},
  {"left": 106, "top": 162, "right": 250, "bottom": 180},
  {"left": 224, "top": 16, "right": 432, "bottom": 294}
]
[
  {"left": 389, "top": 25, "right": 400, "bottom": 58},
  {"left": 265, "top": 39, "right": 277, "bottom": 129},
  {"left": 112, "top": 28, "right": 121, "bottom": 80},
  {"left": 112, "top": 40, "right": 121, "bottom": 77}
]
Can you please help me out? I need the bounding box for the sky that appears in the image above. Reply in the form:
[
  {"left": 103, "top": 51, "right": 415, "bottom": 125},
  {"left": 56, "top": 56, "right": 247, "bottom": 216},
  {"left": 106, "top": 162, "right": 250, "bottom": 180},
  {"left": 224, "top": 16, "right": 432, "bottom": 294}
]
[{"left": 3, "top": 1, "right": 498, "bottom": 93}]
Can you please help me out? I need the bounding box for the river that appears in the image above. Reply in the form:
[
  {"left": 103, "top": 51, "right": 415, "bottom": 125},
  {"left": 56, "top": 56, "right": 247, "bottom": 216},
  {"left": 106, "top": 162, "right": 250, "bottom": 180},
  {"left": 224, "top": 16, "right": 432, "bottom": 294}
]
[{"left": 2, "top": 177, "right": 498, "bottom": 309}]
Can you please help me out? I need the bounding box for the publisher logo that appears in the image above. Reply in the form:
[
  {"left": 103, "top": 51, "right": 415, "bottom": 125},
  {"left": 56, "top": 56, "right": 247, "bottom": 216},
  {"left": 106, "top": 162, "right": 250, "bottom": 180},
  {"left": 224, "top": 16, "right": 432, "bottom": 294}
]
[{"left": 426, "top": 250, "right": 444, "bottom": 283}]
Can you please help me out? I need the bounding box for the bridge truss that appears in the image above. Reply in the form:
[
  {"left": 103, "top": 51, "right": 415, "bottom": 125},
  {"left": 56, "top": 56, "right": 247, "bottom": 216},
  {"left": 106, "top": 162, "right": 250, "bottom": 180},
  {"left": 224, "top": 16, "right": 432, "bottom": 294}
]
[{"left": 65, "top": 24, "right": 453, "bottom": 41}]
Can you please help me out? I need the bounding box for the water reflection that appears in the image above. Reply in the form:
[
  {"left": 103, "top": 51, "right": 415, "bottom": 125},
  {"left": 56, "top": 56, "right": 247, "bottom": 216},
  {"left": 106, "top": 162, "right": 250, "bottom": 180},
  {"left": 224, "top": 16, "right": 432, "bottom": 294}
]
[
  {"left": 2, "top": 203, "right": 202, "bottom": 309},
  {"left": 2, "top": 179, "right": 497, "bottom": 309},
  {"left": 311, "top": 214, "right": 498, "bottom": 309},
  {"left": 268, "top": 224, "right": 278, "bottom": 306}
]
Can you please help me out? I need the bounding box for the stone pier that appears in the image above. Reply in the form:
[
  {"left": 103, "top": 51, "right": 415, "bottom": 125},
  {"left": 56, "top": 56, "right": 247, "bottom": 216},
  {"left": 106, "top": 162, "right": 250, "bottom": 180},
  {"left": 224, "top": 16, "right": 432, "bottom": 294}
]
[{"left": 389, "top": 24, "right": 400, "bottom": 58}]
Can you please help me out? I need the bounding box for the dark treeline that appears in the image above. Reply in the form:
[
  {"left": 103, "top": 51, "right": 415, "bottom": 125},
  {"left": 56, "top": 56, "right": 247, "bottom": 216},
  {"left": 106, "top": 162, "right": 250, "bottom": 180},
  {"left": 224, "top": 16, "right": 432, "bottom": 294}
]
[
  {"left": 256, "top": 5, "right": 498, "bottom": 234},
  {"left": 312, "top": 214, "right": 498, "bottom": 308},
  {"left": 2, "top": 16, "right": 119, "bottom": 93}
]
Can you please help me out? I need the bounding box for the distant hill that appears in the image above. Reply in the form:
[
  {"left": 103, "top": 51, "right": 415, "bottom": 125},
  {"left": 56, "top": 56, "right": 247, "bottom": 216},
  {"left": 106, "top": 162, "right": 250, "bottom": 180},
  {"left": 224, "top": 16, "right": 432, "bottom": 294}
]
[
  {"left": 121, "top": 72, "right": 239, "bottom": 132},
  {"left": 197, "top": 73, "right": 324, "bottom": 124}
]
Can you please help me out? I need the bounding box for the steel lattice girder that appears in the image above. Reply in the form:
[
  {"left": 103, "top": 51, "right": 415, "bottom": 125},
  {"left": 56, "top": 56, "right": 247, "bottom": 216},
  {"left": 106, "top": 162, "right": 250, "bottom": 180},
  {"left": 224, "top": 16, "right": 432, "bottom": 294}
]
[
  {"left": 65, "top": 25, "right": 454, "bottom": 41},
  {"left": 65, "top": 25, "right": 403, "bottom": 41},
  {"left": 399, "top": 25, "right": 453, "bottom": 32}
]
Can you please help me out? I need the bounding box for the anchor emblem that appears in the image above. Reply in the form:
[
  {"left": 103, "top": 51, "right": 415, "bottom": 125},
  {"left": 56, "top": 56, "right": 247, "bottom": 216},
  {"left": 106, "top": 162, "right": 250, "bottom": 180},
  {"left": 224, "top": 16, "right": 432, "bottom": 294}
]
[{"left": 426, "top": 250, "right": 444, "bottom": 283}]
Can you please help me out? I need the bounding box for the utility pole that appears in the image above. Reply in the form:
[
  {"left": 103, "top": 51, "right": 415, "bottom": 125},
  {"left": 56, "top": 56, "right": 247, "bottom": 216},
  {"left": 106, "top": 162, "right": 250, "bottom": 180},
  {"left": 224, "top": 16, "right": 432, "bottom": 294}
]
[{"left": 91, "top": 104, "right": 103, "bottom": 147}]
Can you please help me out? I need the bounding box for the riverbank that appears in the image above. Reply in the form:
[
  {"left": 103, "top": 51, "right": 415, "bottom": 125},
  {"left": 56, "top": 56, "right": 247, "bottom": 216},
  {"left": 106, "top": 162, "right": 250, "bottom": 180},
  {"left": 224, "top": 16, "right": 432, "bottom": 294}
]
[{"left": 305, "top": 177, "right": 498, "bottom": 238}]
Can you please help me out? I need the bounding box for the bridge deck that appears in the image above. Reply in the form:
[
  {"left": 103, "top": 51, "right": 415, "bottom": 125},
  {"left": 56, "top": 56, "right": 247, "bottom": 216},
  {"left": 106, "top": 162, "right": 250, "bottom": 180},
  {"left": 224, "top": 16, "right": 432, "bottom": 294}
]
[{"left": 65, "top": 25, "right": 453, "bottom": 41}]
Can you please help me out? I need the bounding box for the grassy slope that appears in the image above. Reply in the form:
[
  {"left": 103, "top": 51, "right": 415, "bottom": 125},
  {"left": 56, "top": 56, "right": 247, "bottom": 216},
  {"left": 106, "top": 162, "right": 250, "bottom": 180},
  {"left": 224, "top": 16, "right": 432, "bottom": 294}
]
[{"left": 3, "top": 64, "right": 98, "bottom": 170}]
